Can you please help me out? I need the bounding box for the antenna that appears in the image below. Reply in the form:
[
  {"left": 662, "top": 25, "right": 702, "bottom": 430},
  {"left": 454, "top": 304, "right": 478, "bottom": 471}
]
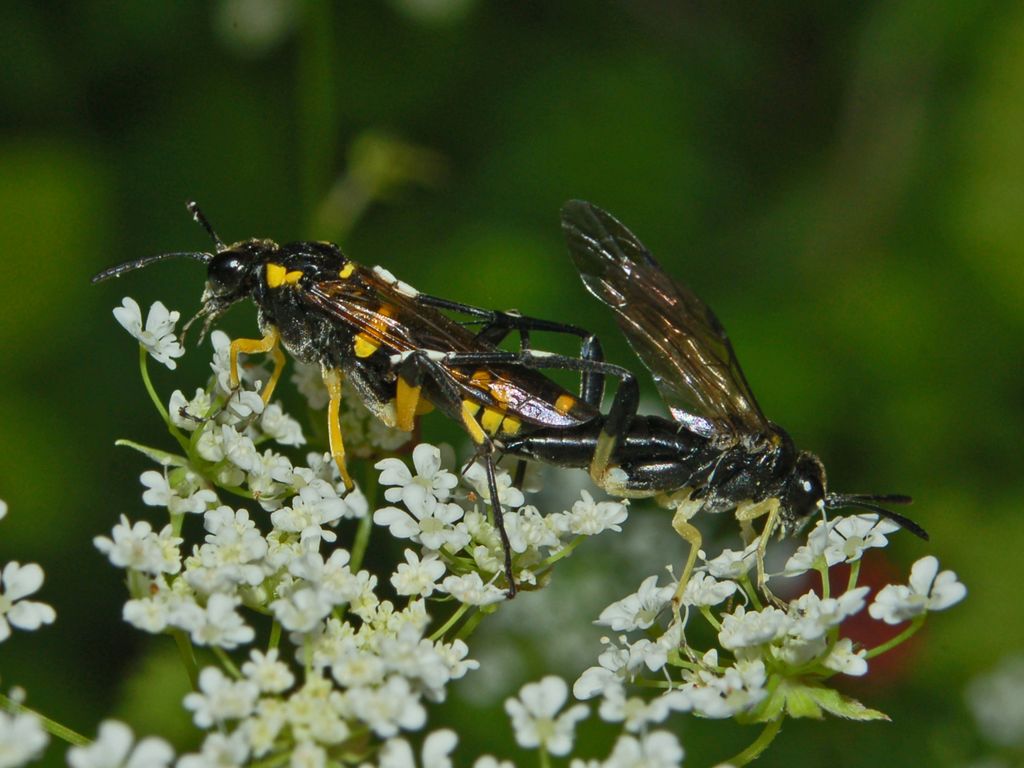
[
  {"left": 187, "top": 200, "right": 224, "bottom": 250},
  {"left": 826, "top": 492, "right": 928, "bottom": 541},
  {"left": 91, "top": 251, "right": 210, "bottom": 283}
]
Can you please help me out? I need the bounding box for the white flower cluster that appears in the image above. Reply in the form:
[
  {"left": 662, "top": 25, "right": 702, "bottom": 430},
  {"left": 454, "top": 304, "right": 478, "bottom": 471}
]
[
  {"left": 374, "top": 445, "right": 628, "bottom": 598},
  {"left": 491, "top": 675, "right": 684, "bottom": 768},
  {"left": 0, "top": 706, "right": 49, "bottom": 768},
  {"left": 97, "top": 306, "right": 634, "bottom": 767},
  {"left": 67, "top": 721, "right": 174, "bottom": 768},
  {"left": 0, "top": 500, "right": 56, "bottom": 644},
  {"left": 99, "top": 300, "right": 967, "bottom": 766},
  {"left": 95, "top": 466, "right": 487, "bottom": 765},
  {"left": 114, "top": 298, "right": 185, "bottom": 370},
  {"left": 573, "top": 514, "right": 966, "bottom": 736}
]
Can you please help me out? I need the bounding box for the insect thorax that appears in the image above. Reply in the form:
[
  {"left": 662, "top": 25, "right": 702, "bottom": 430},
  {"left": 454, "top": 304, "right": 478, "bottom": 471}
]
[{"left": 252, "top": 241, "right": 356, "bottom": 368}]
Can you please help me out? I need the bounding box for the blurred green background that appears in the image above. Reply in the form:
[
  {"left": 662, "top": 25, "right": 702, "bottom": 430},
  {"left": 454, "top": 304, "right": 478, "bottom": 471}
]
[{"left": 1, "top": 1, "right": 1022, "bottom": 766}]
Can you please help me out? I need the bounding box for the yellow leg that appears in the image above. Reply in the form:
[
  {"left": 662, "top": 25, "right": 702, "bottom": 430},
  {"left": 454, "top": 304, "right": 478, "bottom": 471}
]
[
  {"left": 588, "top": 431, "right": 617, "bottom": 487},
  {"left": 460, "top": 401, "right": 489, "bottom": 447},
  {"left": 736, "top": 498, "right": 783, "bottom": 605},
  {"left": 670, "top": 510, "right": 703, "bottom": 613},
  {"left": 229, "top": 328, "right": 285, "bottom": 403},
  {"left": 264, "top": 342, "right": 286, "bottom": 404},
  {"left": 394, "top": 377, "right": 423, "bottom": 432},
  {"left": 322, "top": 368, "right": 355, "bottom": 492}
]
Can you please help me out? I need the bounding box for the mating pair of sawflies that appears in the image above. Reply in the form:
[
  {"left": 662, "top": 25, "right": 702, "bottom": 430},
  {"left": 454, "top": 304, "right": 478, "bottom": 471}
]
[{"left": 93, "top": 200, "right": 926, "bottom": 600}]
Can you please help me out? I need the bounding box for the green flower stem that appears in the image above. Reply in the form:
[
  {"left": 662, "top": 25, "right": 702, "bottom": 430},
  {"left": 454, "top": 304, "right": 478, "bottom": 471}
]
[
  {"left": 350, "top": 463, "right": 378, "bottom": 573},
  {"left": 139, "top": 346, "right": 188, "bottom": 451},
  {"left": 539, "top": 536, "right": 584, "bottom": 568},
  {"left": 172, "top": 629, "right": 200, "bottom": 689},
  {"left": 126, "top": 569, "right": 149, "bottom": 600},
  {"left": 268, "top": 620, "right": 282, "bottom": 652},
  {"left": 214, "top": 646, "right": 242, "bottom": 679},
  {"left": 455, "top": 607, "right": 487, "bottom": 642},
  {"left": 722, "top": 717, "right": 784, "bottom": 767},
  {"left": 864, "top": 614, "right": 925, "bottom": 659},
  {"left": 699, "top": 605, "right": 722, "bottom": 630},
  {"left": 349, "top": 513, "right": 373, "bottom": 574},
  {"left": 429, "top": 602, "right": 470, "bottom": 642},
  {"left": 538, "top": 747, "right": 552, "bottom": 768},
  {"left": 634, "top": 677, "right": 674, "bottom": 689},
  {"left": 846, "top": 558, "right": 862, "bottom": 593},
  {"left": 212, "top": 480, "right": 256, "bottom": 502},
  {"left": 817, "top": 564, "right": 831, "bottom": 600},
  {"left": 740, "top": 575, "right": 763, "bottom": 611},
  {"left": 0, "top": 693, "right": 89, "bottom": 747}
]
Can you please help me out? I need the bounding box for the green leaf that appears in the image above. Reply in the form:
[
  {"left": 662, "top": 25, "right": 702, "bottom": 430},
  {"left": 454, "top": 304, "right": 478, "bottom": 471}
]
[
  {"left": 748, "top": 682, "right": 786, "bottom": 723},
  {"left": 114, "top": 439, "right": 189, "bottom": 467},
  {"left": 780, "top": 681, "right": 824, "bottom": 720},
  {"left": 805, "top": 687, "right": 890, "bottom": 721},
  {"left": 765, "top": 680, "right": 891, "bottom": 722}
]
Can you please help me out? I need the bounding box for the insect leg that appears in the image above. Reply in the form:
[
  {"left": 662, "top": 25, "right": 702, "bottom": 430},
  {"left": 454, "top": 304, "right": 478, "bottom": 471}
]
[
  {"left": 440, "top": 350, "right": 639, "bottom": 488},
  {"left": 478, "top": 448, "right": 517, "bottom": 599},
  {"left": 321, "top": 367, "right": 355, "bottom": 492},
  {"left": 670, "top": 509, "right": 703, "bottom": 617},
  {"left": 589, "top": 364, "right": 640, "bottom": 489},
  {"left": 735, "top": 498, "right": 783, "bottom": 605},
  {"left": 392, "top": 355, "right": 428, "bottom": 433},
  {"left": 230, "top": 328, "right": 286, "bottom": 403},
  {"left": 415, "top": 294, "right": 607, "bottom": 408},
  {"left": 392, "top": 350, "right": 517, "bottom": 597}
]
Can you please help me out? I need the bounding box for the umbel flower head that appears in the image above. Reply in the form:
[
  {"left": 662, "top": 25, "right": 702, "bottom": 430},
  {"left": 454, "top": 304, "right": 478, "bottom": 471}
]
[
  {"left": 573, "top": 515, "right": 966, "bottom": 742},
  {"left": 87, "top": 297, "right": 967, "bottom": 768},
  {"left": 93, "top": 299, "right": 649, "bottom": 766}
]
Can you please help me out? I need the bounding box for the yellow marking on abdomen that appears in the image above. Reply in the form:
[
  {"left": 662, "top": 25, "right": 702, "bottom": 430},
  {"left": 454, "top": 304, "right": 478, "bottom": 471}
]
[
  {"left": 354, "top": 336, "right": 379, "bottom": 358},
  {"left": 481, "top": 406, "right": 505, "bottom": 435},
  {"left": 339, "top": 262, "right": 355, "bottom": 279},
  {"left": 352, "top": 304, "right": 396, "bottom": 359},
  {"left": 284, "top": 269, "right": 303, "bottom": 285},
  {"left": 266, "top": 263, "right": 287, "bottom": 288},
  {"left": 499, "top": 415, "right": 522, "bottom": 435},
  {"left": 555, "top": 393, "right": 576, "bottom": 415}
]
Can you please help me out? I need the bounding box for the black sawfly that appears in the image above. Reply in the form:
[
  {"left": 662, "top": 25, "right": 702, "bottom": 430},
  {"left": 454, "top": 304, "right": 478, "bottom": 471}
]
[
  {"left": 504, "top": 200, "right": 926, "bottom": 601},
  {"left": 93, "top": 202, "right": 639, "bottom": 597}
]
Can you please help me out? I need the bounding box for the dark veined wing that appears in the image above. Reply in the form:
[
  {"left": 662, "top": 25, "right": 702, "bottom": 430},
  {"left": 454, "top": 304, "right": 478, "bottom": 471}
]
[
  {"left": 302, "top": 265, "right": 591, "bottom": 428},
  {"left": 304, "top": 267, "right": 481, "bottom": 358},
  {"left": 560, "top": 199, "right": 771, "bottom": 441}
]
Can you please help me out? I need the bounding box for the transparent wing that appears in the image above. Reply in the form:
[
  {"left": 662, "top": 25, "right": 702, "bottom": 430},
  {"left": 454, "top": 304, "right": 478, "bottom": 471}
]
[
  {"left": 560, "top": 199, "right": 771, "bottom": 440},
  {"left": 303, "top": 268, "right": 588, "bottom": 428},
  {"left": 305, "top": 271, "right": 479, "bottom": 357}
]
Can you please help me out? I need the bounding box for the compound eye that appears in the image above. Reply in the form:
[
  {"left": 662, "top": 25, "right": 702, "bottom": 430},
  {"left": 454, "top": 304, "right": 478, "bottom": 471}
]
[
  {"left": 788, "top": 458, "right": 826, "bottom": 519},
  {"left": 799, "top": 476, "right": 824, "bottom": 513},
  {"left": 207, "top": 252, "right": 247, "bottom": 296},
  {"left": 806, "top": 476, "right": 823, "bottom": 500}
]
